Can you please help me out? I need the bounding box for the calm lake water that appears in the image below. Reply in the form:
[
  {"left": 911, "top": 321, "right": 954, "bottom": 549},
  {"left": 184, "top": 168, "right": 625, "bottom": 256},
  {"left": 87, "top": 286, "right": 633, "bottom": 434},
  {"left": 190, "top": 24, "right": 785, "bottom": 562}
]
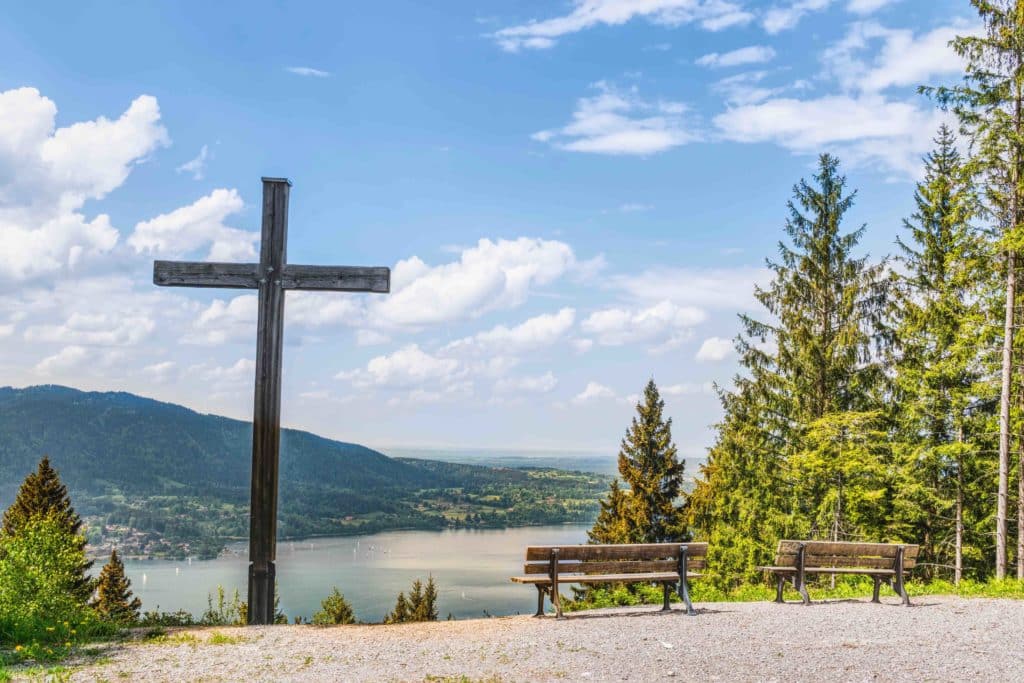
[{"left": 123, "top": 525, "right": 589, "bottom": 622}]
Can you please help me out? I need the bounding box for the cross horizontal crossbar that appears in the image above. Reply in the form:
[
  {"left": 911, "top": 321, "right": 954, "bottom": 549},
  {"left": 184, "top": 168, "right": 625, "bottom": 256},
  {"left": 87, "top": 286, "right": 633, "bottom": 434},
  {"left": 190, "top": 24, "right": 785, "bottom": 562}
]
[{"left": 153, "top": 260, "right": 390, "bottom": 292}]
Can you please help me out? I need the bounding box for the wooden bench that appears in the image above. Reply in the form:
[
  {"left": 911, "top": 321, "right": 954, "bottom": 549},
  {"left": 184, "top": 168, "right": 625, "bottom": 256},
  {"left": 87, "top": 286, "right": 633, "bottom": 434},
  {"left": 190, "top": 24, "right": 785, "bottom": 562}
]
[
  {"left": 758, "top": 540, "right": 919, "bottom": 606},
  {"left": 511, "top": 543, "right": 707, "bottom": 618}
]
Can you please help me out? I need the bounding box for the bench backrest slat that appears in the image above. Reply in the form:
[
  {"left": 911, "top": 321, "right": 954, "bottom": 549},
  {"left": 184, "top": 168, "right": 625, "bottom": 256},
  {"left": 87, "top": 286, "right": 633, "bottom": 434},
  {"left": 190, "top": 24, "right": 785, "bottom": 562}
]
[
  {"left": 523, "top": 543, "right": 707, "bottom": 576},
  {"left": 774, "top": 540, "right": 919, "bottom": 570}
]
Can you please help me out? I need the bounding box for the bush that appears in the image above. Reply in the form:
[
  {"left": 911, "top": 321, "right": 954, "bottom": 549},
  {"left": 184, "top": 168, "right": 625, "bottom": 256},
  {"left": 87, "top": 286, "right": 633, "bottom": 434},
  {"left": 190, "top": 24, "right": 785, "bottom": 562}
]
[
  {"left": 311, "top": 588, "right": 356, "bottom": 625},
  {"left": 0, "top": 516, "right": 117, "bottom": 660}
]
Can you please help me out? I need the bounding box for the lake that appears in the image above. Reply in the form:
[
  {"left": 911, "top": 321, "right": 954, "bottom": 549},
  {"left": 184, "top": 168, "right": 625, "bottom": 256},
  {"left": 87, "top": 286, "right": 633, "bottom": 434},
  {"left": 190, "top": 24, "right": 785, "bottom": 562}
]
[{"left": 124, "top": 524, "right": 589, "bottom": 622}]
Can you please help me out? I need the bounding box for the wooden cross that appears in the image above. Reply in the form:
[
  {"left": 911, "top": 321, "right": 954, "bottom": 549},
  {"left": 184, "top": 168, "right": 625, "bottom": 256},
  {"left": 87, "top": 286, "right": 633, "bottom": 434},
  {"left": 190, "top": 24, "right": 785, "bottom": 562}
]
[{"left": 153, "top": 177, "right": 390, "bottom": 624}]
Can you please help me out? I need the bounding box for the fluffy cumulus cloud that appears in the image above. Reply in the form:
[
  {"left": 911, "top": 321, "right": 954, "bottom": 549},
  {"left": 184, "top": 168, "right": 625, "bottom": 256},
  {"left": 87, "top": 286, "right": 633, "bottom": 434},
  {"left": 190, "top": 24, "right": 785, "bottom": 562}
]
[
  {"left": 695, "top": 336, "right": 734, "bottom": 362},
  {"left": 572, "top": 381, "right": 616, "bottom": 404},
  {"left": 847, "top": 0, "right": 900, "bottom": 14},
  {"left": 533, "top": 82, "right": 697, "bottom": 155},
  {"left": 696, "top": 45, "right": 776, "bottom": 68},
  {"left": 336, "top": 344, "right": 465, "bottom": 394},
  {"left": 34, "top": 345, "right": 89, "bottom": 375},
  {"left": 0, "top": 88, "right": 168, "bottom": 282},
  {"left": 444, "top": 308, "right": 576, "bottom": 355},
  {"left": 374, "top": 238, "right": 582, "bottom": 327},
  {"left": 714, "top": 20, "right": 976, "bottom": 177},
  {"left": 129, "top": 188, "right": 256, "bottom": 261},
  {"left": 493, "top": 0, "right": 753, "bottom": 52},
  {"left": 581, "top": 300, "right": 705, "bottom": 350}
]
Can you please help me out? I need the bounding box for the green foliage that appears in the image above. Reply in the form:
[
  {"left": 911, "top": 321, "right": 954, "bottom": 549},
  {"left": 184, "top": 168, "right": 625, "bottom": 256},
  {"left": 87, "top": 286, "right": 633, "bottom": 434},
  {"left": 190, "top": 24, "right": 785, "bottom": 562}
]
[
  {"left": 311, "top": 587, "right": 356, "bottom": 625},
  {"left": 1, "top": 458, "right": 93, "bottom": 602},
  {"left": 690, "top": 154, "right": 890, "bottom": 588},
  {"left": 0, "top": 516, "right": 115, "bottom": 659},
  {"left": 589, "top": 380, "right": 687, "bottom": 545},
  {"left": 0, "top": 387, "right": 611, "bottom": 559},
  {"left": 386, "top": 576, "right": 439, "bottom": 623},
  {"left": 91, "top": 550, "right": 141, "bottom": 624},
  {"left": 199, "top": 586, "right": 246, "bottom": 626}
]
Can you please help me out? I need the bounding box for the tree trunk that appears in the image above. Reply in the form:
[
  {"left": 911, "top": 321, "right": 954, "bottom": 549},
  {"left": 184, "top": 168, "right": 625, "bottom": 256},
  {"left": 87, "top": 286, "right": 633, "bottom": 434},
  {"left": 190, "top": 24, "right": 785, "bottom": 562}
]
[
  {"left": 956, "top": 426, "right": 964, "bottom": 586},
  {"left": 998, "top": 249, "right": 1014, "bottom": 580}
]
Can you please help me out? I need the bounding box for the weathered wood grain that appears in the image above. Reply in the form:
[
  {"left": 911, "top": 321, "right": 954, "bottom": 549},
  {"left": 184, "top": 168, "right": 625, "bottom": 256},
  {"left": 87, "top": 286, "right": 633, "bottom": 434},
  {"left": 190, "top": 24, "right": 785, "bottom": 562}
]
[
  {"left": 525, "top": 543, "right": 707, "bottom": 562},
  {"left": 281, "top": 265, "right": 390, "bottom": 292},
  {"left": 153, "top": 261, "right": 260, "bottom": 288}
]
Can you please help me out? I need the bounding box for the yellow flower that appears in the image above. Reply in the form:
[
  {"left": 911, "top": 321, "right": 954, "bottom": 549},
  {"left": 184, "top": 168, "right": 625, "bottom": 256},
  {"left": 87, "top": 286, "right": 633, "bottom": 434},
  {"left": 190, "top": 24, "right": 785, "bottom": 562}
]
[
  {"left": 64, "top": 641, "right": 71, "bottom": 648},
  {"left": 14, "top": 645, "right": 23, "bottom": 652},
  {"left": 46, "top": 626, "right": 55, "bottom": 632}
]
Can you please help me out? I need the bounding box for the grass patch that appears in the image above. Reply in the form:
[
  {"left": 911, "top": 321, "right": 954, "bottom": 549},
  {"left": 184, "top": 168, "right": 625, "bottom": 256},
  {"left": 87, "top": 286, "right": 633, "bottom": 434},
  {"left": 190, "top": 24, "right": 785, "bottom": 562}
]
[{"left": 206, "top": 631, "right": 246, "bottom": 646}]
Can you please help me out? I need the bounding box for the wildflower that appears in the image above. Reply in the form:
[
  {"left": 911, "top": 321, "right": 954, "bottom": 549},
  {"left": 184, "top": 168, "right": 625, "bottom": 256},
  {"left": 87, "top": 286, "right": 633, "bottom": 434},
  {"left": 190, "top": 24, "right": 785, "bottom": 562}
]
[{"left": 14, "top": 645, "right": 23, "bottom": 652}]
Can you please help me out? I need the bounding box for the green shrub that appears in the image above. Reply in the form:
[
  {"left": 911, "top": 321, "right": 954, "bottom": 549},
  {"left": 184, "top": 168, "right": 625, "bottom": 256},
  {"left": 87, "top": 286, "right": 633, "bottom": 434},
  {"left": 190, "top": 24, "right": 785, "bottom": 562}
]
[
  {"left": 0, "top": 516, "right": 117, "bottom": 660},
  {"left": 311, "top": 587, "right": 356, "bottom": 625}
]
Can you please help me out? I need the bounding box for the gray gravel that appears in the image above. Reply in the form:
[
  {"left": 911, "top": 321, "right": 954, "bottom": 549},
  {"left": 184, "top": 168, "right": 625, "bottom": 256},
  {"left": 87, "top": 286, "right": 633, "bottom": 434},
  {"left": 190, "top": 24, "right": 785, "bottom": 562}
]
[{"left": 57, "top": 596, "right": 1024, "bottom": 682}]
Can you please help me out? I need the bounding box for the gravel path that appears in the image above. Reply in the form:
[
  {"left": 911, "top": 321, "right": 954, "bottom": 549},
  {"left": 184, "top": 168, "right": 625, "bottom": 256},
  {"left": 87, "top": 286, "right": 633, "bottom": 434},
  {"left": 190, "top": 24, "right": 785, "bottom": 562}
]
[{"left": 53, "top": 596, "right": 1024, "bottom": 682}]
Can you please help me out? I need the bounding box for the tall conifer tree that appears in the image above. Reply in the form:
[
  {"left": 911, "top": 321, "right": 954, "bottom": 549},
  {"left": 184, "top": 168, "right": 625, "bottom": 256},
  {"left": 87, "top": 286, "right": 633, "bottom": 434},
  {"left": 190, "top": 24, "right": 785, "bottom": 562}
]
[
  {"left": 92, "top": 549, "right": 142, "bottom": 624},
  {"left": 933, "top": 0, "right": 1024, "bottom": 578},
  {"left": 1, "top": 457, "right": 93, "bottom": 602},
  {"left": 890, "top": 126, "right": 992, "bottom": 581},
  {"left": 615, "top": 380, "right": 686, "bottom": 543}
]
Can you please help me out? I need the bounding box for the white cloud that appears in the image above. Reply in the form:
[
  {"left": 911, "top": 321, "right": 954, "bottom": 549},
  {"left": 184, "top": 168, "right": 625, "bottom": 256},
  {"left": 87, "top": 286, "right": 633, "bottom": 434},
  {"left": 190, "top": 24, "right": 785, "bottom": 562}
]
[
  {"left": 24, "top": 312, "right": 155, "bottom": 347},
  {"left": 129, "top": 188, "right": 256, "bottom": 261},
  {"left": 847, "top": 0, "right": 899, "bottom": 14},
  {"left": 714, "top": 93, "right": 950, "bottom": 177},
  {"left": 142, "top": 361, "right": 176, "bottom": 383},
  {"left": 493, "top": 0, "right": 753, "bottom": 52},
  {"left": 697, "top": 45, "right": 776, "bottom": 68},
  {"left": 611, "top": 266, "right": 768, "bottom": 311},
  {"left": 356, "top": 329, "right": 391, "bottom": 346},
  {"left": 495, "top": 372, "right": 558, "bottom": 394},
  {"left": 533, "top": 82, "right": 697, "bottom": 155},
  {"left": 763, "top": 0, "right": 832, "bottom": 34},
  {"left": 572, "top": 381, "right": 616, "bottom": 404},
  {"left": 187, "top": 294, "right": 256, "bottom": 345},
  {"left": 444, "top": 308, "right": 576, "bottom": 355},
  {"left": 0, "top": 88, "right": 168, "bottom": 282},
  {"left": 663, "top": 381, "right": 716, "bottom": 395},
  {"left": 176, "top": 145, "right": 209, "bottom": 180},
  {"left": 712, "top": 71, "right": 785, "bottom": 106},
  {"left": 35, "top": 345, "right": 89, "bottom": 375},
  {"left": 572, "top": 338, "right": 595, "bottom": 354},
  {"left": 373, "top": 238, "right": 579, "bottom": 327},
  {"left": 823, "top": 21, "right": 973, "bottom": 94},
  {"left": 199, "top": 358, "right": 255, "bottom": 383},
  {"left": 337, "top": 344, "right": 462, "bottom": 390},
  {"left": 581, "top": 300, "right": 705, "bottom": 348},
  {"left": 287, "top": 66, "right": 330, "bottom": 77},
  {"left": 695, "top": 336, "right": 734, "bottom": 362}
]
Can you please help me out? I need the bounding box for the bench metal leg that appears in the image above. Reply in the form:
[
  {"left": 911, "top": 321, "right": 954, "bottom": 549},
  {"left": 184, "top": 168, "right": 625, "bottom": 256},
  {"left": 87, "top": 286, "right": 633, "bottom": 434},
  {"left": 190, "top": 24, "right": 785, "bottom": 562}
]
[
  {"left": 678, "top": 577, "right": 696, "bottom": 616},
  {"left": 872, "top": 577, "right": 882, "bottom": 604},
  {"left": 661, "top": 582, "right": 671, "bottom": 611},
  {"left": 894, "top": 573, "right": 910, "bottom": 606},
  {"left": 796, "top": 577, "right": 811, "bottom": 606},
  {"left": 775, "top": 575, "right": 785, "bottom": 603},
  {"left": 534, "top": 585, "right": 546, "bottom": 617}
]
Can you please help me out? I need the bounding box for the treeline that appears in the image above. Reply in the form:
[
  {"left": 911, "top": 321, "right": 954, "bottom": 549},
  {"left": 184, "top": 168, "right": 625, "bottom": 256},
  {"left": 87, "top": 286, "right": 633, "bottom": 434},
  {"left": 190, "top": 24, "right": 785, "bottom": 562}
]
[
  {"left": 588, "top": 4, "right": 1024, "bottom": 590},
  {"left": 689, "top": 4, "right": 1024, "bottom": 587}
]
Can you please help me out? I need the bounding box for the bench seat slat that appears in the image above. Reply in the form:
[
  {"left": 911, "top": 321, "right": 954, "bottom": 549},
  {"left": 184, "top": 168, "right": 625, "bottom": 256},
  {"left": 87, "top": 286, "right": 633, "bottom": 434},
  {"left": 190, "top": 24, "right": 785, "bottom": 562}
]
[
  {"left": 523, "top": 559, "right": 679, "bottom": 575},
  {"left": 525, "top": 543, "right": 707, "bottom": 562},
  {"left": 777, "top": 541, "right": 919, "bottom": 559},
  {"left": 772, "top": 554, "right": 915, "bottom": 570},
  {"left": 511, "top": 571, "right": 697, "bottom": 585},
  {"left": 757, "top": 565, "right": 896, "bottom": 575}
]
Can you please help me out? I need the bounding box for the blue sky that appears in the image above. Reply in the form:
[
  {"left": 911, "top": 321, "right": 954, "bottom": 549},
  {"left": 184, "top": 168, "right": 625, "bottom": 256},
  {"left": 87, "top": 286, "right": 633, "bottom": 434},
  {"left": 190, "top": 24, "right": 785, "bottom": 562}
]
[{"left": 0, "top": 0, "right": 975, "bottom": 457}]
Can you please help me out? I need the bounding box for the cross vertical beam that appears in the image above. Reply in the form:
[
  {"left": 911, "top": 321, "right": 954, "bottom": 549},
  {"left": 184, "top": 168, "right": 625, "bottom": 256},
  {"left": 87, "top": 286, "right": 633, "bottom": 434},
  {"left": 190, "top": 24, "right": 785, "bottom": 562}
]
[
  {"left": 152, "top": 176, "right": 390, "bottom": 626},
  {"left": 248, "top": 177, "right": 289, "bottom": 625}
]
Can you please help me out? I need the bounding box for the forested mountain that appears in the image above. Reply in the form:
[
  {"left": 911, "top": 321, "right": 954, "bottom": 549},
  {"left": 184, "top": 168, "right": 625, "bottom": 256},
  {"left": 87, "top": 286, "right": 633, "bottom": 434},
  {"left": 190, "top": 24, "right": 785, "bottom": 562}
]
[{"left": 0, "top": 385, "right": 608, "bottom": 558}]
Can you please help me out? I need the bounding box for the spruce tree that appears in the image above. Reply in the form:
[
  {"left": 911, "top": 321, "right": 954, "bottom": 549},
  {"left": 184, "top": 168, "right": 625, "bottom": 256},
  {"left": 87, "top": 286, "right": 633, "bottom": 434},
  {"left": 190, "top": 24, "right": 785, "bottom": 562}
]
[
  {"left": 588, "top": 479, "right": 631, "bottom": 544},
  {"left": 614, "top": 380, "right": 686, "bottom": 543},
  {"left": 92, "top": 549, "right": 142, "bottom": 624},
  {"left": 890, "top": 126, "right": 992, "bottom": 581},
  {"left": 386, "top": 591, "right": 409, "bottom": 624},
  {"left": 689, "top": 155, "right": 890, "bottom": 583},
  {"left": 1, "top": 457, "right": 93, "bottom": 602},
  {"left": 415, "top": 576, "right": 439, "bottom": 622},
  {"left": 311, "top": 587, "right": 356, "bottom": 625},
  {"left": 931, "top": 0, "right": 1024, "bottom": 578}
]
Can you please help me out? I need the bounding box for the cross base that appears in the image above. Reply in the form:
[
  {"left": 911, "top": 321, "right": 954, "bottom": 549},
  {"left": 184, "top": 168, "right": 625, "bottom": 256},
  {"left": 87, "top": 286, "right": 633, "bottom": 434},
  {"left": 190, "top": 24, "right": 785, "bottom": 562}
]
[{"left": 247, "top": 561, "right": 276, "bottom": 625}]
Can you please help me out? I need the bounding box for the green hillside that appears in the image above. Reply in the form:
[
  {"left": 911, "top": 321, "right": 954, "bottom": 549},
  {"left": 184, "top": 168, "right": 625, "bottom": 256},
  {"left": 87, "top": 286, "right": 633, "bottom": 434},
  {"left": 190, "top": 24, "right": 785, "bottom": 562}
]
[{"left": 0, "top": 386, "right": 608, "bottom": 559}]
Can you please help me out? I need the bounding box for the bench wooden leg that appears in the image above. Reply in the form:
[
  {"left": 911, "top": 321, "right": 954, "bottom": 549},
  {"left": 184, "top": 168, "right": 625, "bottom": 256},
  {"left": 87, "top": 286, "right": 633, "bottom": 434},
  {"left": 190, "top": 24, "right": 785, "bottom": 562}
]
[
  {"left": 872, "top": 577, "right": 882, "bottom": 604},
  {"left": 661, "top": 582, "right": 671, "bottom": 611},
  {"left": 774, "top": 575, "right": 785, "bottom": 603},
  {"left": 534, "top": 585, "right": 546, "bottom": 617}
]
